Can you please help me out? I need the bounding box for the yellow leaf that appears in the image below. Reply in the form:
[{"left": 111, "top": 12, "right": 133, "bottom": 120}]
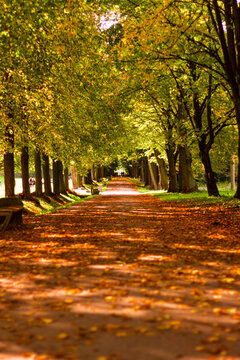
[
  {"left": 42, "top": 318, "right": 53, "bottom": 324},
  {"left": 57, "top": 332, "right": 69, "bottom": 340},
  {"left": 116, "top": 331, "right": 128, "bottom": 337},
  {"left": 90, "top": 326, "right": 98, "bottom": 332}
]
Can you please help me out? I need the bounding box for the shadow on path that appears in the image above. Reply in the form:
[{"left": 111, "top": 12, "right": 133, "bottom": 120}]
[{"left": 0, "top": 178, "right": 239, "bottom": 360}]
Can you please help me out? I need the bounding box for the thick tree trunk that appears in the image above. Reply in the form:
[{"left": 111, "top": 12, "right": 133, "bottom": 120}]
[
  {"left": 179, "top": 145, "right": 198, "bottom": 193},
  {"left": 166, "top": 145, "right": 178, "bottom": 193},
  {"left": 154, "top": 150, "right": 168, "bottom": 190},
  {"left": 64, "top": 167, "right": 69, "bottom": 192},
  {"left": 70, "top": 164, "right": 78, "bottom": 188},
  {"left": 4, "top": 126, "right": 15, "bottom": 197},
  {"left": 53, "top": 159, "right": 60, "bottom": 195},
  {"left": 148, "top": 159, "right": 159, "bottom": 190},
  {"left": 34, "top": 149, "right": 42, "bottom": 196},
  {"left": 42, "top": 153, "right": 52, "bottom": 196},
  {"left": 21, "top": 146, "right": 31, "bottom": 199},
  {"left": 200, "top": 150, "right": 219, "bottom": 196}
]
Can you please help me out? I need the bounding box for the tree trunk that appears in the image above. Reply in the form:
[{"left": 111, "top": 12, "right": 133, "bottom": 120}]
[
  {"left": 4, "top": 126, "right": 15, "bottom": 197},
  {"left": 148, "top": 159, "right": 159, "bottom": 190},
  {"left": 42, "top": 153, "right": 52, "bottom": 196},
  {"left": 100, "top": 166, "right": 105, "bottom": 179},
  {"left": 230, "top": 155, "right": 236, "bottom": 191},
  {"left": 58, "top": 161, "right": 65, "bottom": 193},
  {"left": 200, "top": 150, "right": 219, "bottom": 196},
  {"left": 64, "top": 167, "right": 69, "bottom": 192},
  {"left": 70, "top": 164, "right": 78, "bottom": 188},
  {"left": 21, "top": 146, "right": 31, "bottom": 199},
  {"left": 235, "top": 127, "right": 240, "bottom": 198},
  {"left": 166, "top": 144, "right": 178, "bottom": 193},
  {"left": 140, "top": 157, "right": 149, "bottom": 186},
  {"left": 154, "top": 150, "right": 168, "bottom": 190},
  {"left": 34, "top": 149, "right": 42, "bottom": 196},
  {"left": 53, "top": 159, "right": 60, "bottom": 195},
  {"left": 179, "top": 145, "right": 198, "bottom": 193},
  {"left": 85, "top": 169, "right": 92, "bottom": 185}
]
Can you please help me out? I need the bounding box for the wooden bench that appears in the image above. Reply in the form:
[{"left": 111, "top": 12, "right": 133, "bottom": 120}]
[{"left": 0, "top": 197, "right": 23, "bottom": 232}]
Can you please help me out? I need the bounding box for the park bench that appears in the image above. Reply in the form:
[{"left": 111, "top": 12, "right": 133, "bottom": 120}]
[{"left": 0, "top": 197, "right": 23, "bottom": 232}]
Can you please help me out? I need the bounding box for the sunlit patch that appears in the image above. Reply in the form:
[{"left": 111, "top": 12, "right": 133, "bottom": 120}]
[
  {"left": 138, "top": 255, "right": 169, "bottom": 261},
  {"left": 208, "top": 234, "right": 227, "bottom": 239}
]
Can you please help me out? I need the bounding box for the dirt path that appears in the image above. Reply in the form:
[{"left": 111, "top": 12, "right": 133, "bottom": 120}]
[{"left": 0, "top": 178, "right": 240, "bottom": 360}]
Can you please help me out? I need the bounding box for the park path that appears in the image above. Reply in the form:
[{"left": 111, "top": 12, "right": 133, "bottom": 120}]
[{"left": 0, "top": 178, "right": 240, "bottom": 360}]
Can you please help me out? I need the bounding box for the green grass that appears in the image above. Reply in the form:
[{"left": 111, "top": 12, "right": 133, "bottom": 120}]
[
  {"left": 23, "top": 193, "right": 94, "bottom": 215},
  {"left": 0, "top": 177, "right": 4, "bottom": 184},
  {"left": 133, "top": 179, "right": 240, "bottom": 207}
]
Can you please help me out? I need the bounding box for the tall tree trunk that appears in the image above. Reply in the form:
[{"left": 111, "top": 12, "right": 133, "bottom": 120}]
[
  {"left": 235, "top": 125, "right": 240, "bottom": 198},
  {"left": 34, "top": 149, "right": 42, "bottom": 196},
  {"left": 42, "top": 153, "right": 51, "bottom": 196},
  {"left": 85, "top": 169, "right": 92, "bottom": 185},
  {"left": 53, "top": 159, "right": 60, "bottom": 195},
  {"left": 21, "top": 146, "right": 30, "bottom": 199},
  {"left": 58, "top": 161, "right": 65, "bottom": 193},
  {"left": 230, "top": 155, "right": 236, "bottom": 191},
  {"left": 179, "top": 145, "right": 198, "bottom": 193},
  {"left": 200, "top": 149, "right": 219, "bottom": 196},
  {"left": 140, "top": 157, "right": 149, "bottom": 186},
  {"left": 4, "top": 125, "right": 15, "bottom": 197},
  {"left": 70, "top": 164, "right": 78, "bottom": 188},
  {"left": 148, "top": 159, "right": 159, "bottom": 190},
  {"left": 100, "top": 166, "right": 105, "bottom": 179},
  {"left": 154, "top": 150, "right": 168, "bottom": 190},
  {"left": 64, "top": 167, "right": 69, "bottom": 192},
  {"left": 166, "top": 144, "right": 178, "bottom": 193}
]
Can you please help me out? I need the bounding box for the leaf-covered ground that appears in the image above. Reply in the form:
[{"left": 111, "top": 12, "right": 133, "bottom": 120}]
[{"left": 0, "top": 178, "right": 240, "bottom": 360}]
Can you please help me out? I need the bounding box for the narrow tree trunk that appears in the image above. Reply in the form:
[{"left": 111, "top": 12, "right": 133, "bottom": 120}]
[
  {"left": 85, "top": 169, "right": 92, "bottom": 185},
  {"left": 179, "top": 145, "right": 198, "bottom": 193},
  {"left": 148, "top": 159, "right": 159, "bottom": 190},
  {"left": 200, "top": 150, "right": 219, "bottom": 196},
  {"left": 53, "top": 159, "right": 60, "bottom": 195},
  {"left": 21, "top": 146, "right": 30, "bottom": 199},
  {"left": 58, "top": 161, "right": 65, "bottom": 193},
  {"left": 100, "top": 166, "right": 105, "bottom": 179},
  {"left": 77, "top": 173, "right": 82, "bottom": 188},
  {"left": 4, "top": 126, "right": 15, "bottom": 197},
  {"left": 230, "top": 155, "right": 236, "bottom": 191},
  {"left": 235, "top": 129, "right": 240, "bottom": 198},
  {"left": 154, "top": 150, "right": 168, "bottom": 190},
  {"left": 42, "top": 153, "right": 51, "bottom": 196},
  {"left": 34, "top": 149, "right": 42, "bottom": 196},
  {"left": 166, "top": 145, "right": 178, "bottom": 193},
  {"left": 64, "top": 167, "right": 69, "bottom": 192}
]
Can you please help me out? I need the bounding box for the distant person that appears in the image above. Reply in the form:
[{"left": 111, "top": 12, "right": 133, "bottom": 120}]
[
  {"left": 29, "top": 177, "right": 35, "bottom": 185},
  {"left": 120, "top": 171, "right": 124, "bottom": 177}
]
